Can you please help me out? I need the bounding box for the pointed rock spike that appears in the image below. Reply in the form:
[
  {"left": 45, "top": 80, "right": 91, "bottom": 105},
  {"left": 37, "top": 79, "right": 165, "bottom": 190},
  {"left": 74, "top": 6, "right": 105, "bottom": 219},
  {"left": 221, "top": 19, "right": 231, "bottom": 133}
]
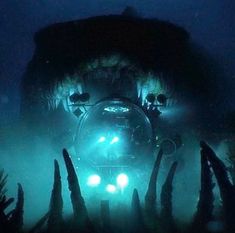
[
  {"left": 9, "top": 183, "right": 24, "bottom": 232},
  {"left": 190, "top": 151, "right": 214, "bottom": 232},
  {"left": 145, "top": 148, "right": 163, "bottom": 214},
  {"left": 160, "top": 162, "right": 178, "bottom": 233},
  {"left": 47, "top": 160, "right": 63, "bottom": 233},
  {"left": 200, "top": 141, "right": 235, "bottom": 232},
  {"left": 62, "top": 149, "right": 90, "bottom": 230},
  {"left": 100, "top": 200, "right": 111, "bottom": 233},
  {"left": 130, "top": 189, "right": 147, "bottom": 233}
]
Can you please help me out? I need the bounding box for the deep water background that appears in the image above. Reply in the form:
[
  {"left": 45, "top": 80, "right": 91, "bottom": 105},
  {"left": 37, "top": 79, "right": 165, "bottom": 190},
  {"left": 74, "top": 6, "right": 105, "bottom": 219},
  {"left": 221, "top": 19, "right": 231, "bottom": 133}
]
[
  {"left": 0, "top": 0, "right": 235, "bottom": 123},
  {"left": 0, "top": 0, "right": 235, "bottom": 228}
]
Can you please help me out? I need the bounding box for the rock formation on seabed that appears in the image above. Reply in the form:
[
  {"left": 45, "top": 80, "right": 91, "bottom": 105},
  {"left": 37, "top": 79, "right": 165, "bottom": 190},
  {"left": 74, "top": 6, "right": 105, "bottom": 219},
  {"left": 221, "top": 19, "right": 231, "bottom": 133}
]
[{"left": 1, "top": 142, "right": 235, "bottom": 233}]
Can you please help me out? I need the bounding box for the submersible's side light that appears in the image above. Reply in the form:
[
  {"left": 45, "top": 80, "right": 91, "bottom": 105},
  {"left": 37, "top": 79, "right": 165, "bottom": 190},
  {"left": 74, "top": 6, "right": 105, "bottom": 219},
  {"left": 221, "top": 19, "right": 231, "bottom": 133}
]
[
  {"left": 116, "top": 173, "right": 129, "bottom": 188},
  {"left": 157, "top": 94, "right": 167, "bottom": 105},
  {"left": 106, "top": 184, "right": 117, "bottom": 193},
  {"left": 87, "top": 174, "right": 101, "bottom": 187},
  {"left": 146, "top": 93, "right": 156, "bottom": 103},
  {"left": 69, "top": 92, "right": 90, "bottom": 103},
  {"left": 110, "top": 136, "right": 119, "bottom": 144},
  {"left": 98, "top": 136, "right": 106, "bottom": 143}
]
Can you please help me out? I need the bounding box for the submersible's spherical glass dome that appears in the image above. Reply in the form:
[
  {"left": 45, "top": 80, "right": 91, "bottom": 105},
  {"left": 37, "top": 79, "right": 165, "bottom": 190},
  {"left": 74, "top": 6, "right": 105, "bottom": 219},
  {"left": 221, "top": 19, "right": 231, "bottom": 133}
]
[{"left": 75, "top": 98, "right": 152, "bottom": 165}]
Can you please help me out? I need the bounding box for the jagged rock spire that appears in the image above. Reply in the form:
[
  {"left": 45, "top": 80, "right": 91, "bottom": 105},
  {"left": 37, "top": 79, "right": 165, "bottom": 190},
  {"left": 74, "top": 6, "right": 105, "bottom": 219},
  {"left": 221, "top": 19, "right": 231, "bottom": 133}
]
[
  {"left": 145, "top": 149, "right": 163, "bottom": 215},
  {"left": 160, "top": 162, "right": 178, "bottom": 233},
  {"left": 47, "top": 160, "right": 63, "bottom": 233}
]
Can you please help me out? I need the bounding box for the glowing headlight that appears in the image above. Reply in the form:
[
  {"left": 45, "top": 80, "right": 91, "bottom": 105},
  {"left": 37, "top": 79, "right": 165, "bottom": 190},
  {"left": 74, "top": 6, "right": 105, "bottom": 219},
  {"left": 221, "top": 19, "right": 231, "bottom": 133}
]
[
  {"left": 106, "top": 184, "right": 116, "bottom": 193},
  {"left": 116, "top": 173, "right": 129, "bottom": 188},
  {"left": 110, "top": 136, "right": 119, "bottom": 144},
  {"left": 87, "top": 175, "right": 101, "bottom": 187},
  {"left": 98, "top": 136, "right": 106, "bottom": 143}
]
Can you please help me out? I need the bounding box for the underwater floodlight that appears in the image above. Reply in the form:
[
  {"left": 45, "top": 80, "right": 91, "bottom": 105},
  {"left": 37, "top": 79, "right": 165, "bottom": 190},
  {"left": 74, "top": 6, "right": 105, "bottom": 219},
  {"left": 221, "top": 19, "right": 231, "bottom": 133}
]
[
  {"left": 79, "top": 93, "right": 90, "bottom": 102},
  {"left": 146, "top": 93, "right": 156, "bottom": 103},
  {"left": 69, "top": 92, "right": 90, "bottom": 103},
  {"left": 157, "top": 94, "right": 167, "bottom": 105},
  {"left": 98, "top": 136, "right": 106, "bottom": 143},
  {"left": 110, "top": 136, "right": 119, "bottom": 144},
  {"left": 106, "top": 184, "right": 116, "bottom": 193},
  {"left": 87, "top": 175, "right": 101, "bottom": 187},
  {"left": 69, "top": 93, "right": 80, "bottom": 103},
  {"left": 116, "top": 173, "right": 129, "bottom": 188}
]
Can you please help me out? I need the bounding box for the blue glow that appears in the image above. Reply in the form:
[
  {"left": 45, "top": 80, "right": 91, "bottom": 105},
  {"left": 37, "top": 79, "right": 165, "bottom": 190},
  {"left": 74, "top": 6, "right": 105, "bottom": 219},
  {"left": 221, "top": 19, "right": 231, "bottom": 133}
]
[
  {"left": 110, "top": 136, "right": 119, "bottom": 144},
  {"left": 104, "top": 106, "right": 129, "bottom": 113},
  {"left": 98, "top": 136, "right": 106, "bottom": 143},
  {"left": 87, "top": 175, "right": 101, "bottom": 187},
  {"left": 116, "top": 173, "right": 129, "bottom": 188},
  {"left": 106, "top": 184, "right": 116, "bottom": 193}
]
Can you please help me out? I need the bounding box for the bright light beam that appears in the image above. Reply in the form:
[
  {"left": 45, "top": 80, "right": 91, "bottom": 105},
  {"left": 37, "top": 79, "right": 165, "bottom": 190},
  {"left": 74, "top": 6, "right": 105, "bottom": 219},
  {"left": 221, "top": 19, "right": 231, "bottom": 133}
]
[
  {"left": 106, "top": 184, "right": 116, "bottom": 193},
  {"left": 98, "top": 136, "right": 106, "bottom": 143},
  {"left": 110, "top": 136, "right": 119, "bottom": 144},
  {"left": 87, "top": 175, "right": 101, "bottom": 187},
  {"left": 116, "top": 173, "right": 129, "bottom": 188}
]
